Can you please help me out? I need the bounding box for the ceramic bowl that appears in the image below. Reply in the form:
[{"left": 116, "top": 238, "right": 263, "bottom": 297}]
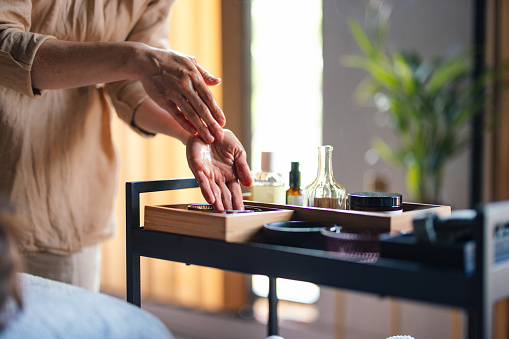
[{"left": 263, "top": 221, "right": 335, "bottom": 250}]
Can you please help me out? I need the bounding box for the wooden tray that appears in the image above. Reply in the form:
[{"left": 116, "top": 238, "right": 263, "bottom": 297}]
[
  {"left": 144, "top": 201, "right": 450, "bottom": 242},
  {"left": 144, "top": 204, "right": 294, "bottom": 242},
  {"left": 244, "top": 201, "right": 451, "bottom": 234}
]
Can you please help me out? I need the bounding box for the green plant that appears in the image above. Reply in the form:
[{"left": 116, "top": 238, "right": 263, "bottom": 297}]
[{"left": 342, "top": 1, "right": 494, "bottom": 203}]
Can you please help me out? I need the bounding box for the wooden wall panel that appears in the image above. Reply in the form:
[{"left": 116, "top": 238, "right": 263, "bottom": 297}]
[{"left": 486, "top": 0, "right": 509, "bottom": 337}]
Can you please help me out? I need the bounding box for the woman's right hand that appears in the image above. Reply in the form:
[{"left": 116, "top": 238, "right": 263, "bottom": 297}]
[{"left": 134, "top": 45, "right": 225, "bottom": 144}]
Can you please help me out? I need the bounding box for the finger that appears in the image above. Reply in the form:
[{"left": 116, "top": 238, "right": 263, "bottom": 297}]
[
  {"left": 192, "top": 73, "right": 225, "bottom": 127},
  {"left": 194, "top": 171, "right": 216, "bottom": 205},
  {"left": 192, "top": 61, "right": 225, "bottom": 125},
  {"left": 228, "top": 180, "right": 244, "bottom": 210},
  {"left": 186, "top": 83, "right": 225, "bottom": 141},
  {"left": 218, "top": 181, "right": 233, "bottom": 211},
  {"left": 210, "top": 180, "right": 225, "bottom": 211},
  {"left": 193, "top": 83, "right": 226, "bottom": 138},
  {"left": 174, "top": 95, "right": 215, "bottom": 143},
  {"left": 234, "top": 151, "right": 253, "bottom": 187},
  {"left": 166, "top": 102, "right": 197, "bottom": 135}
]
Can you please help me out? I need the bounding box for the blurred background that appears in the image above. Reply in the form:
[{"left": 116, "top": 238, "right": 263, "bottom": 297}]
[{"left": 100, "top": 0, "right": 509, "bottom": 338}]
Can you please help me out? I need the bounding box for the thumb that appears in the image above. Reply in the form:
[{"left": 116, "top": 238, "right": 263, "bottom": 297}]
[{"left": 235, "top": 153, "right": 253, "bottom": 187}]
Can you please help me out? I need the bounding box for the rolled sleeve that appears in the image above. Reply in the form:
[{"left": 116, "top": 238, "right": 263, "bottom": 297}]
[
  {"left": 0, "top": 1, "right": 56, "bottom": 97},
  {"left": 105, "top": 0, "right": 175, "bottom": 136}
]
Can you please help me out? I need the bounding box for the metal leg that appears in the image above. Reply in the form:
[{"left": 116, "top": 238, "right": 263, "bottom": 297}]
[
  {"left": 126, "top": 181, "right": 141, "bottom": 306},
  {"left": 268, "top": 276, "right": 279, "bottom": 337},
  {"left": 467, "top": 308, "right": 479, "bottom": 339},
  {"left": 127, "top": 253, "right": 141, "bottom": 307},
  {"left": 125, "top": 179, "right": 199, "bottom": 307}
]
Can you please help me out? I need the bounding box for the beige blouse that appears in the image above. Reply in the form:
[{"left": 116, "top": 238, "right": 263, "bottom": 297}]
[{"left": 0, "top": 0, "right": 174, "bottom": 254}]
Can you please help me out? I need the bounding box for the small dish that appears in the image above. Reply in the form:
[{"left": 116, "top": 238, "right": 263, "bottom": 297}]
[
  {"left": 187, "top": 203, "right": 263, "bottom": 213},
  {"left": 263, "top": 221, "right": 335, "bottom": 250}
]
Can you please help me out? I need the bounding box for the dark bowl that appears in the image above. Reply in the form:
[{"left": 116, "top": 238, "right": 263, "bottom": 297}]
[
  {"left": 263, "top": 221, "right": 335, "bottom": 250},
  {"left": 321, "top": 226, "right": 381, "bottom": 254}
]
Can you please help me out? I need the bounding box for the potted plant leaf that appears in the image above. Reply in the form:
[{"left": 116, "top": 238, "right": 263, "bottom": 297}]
[{"left": 342, "top": 1, "right": 500, "bottom": 204}]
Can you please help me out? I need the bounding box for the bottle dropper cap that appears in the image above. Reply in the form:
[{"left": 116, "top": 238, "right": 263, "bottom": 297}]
[
  {"left": 291, "top": 162, "right": 299, "bottom": 172},
  {"left": 289, "top": 162, "right": 301, "bottom": 187}
]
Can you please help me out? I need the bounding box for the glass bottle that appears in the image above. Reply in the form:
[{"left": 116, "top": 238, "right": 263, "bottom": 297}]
[
  {"left": 286, "top": 162, "right": 303, "bottom": 206},
  {"left": 251, "top": 152, "right": 286, "bottom": 204},
  {"left": 303, "top": 145, "right": 346, "bottom": 209}
]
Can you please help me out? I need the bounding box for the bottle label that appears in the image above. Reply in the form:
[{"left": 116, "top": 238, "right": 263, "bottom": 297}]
[
  {"left": 287, "top": 195, "right": 303, "bottom": 206},
  {"left": 251, "top": 185, "right": 286, "bottom": 204}
]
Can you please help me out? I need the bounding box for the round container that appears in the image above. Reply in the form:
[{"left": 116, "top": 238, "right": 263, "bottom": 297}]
[
  {"left": 263, "top": 221, "right": 335, "bottom": 250},
  {"left": 348, "top": 192, "right": 403, "bottom": 213},
  {"left": 321, "top": 226, "right": 381, "bottom": 254}
]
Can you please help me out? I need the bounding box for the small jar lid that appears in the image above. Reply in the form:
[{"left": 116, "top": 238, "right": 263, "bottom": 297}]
[{"left": 348, "top": 192, "right": 402, "bottom": 209}]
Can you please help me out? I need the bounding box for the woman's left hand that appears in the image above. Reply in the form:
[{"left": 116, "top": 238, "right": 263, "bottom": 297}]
[{"left": 186, "top": 129, "right": 252, "bottom": 210}]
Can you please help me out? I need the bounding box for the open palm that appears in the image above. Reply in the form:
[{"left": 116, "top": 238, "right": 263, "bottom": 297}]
[{"left": 186, "top": 130, "right": 252, "bottom": 210}]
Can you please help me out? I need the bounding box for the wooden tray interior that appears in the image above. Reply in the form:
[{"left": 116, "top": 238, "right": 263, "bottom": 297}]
[{"left": 244, "top": 201, "right": 451, "bottom": 233}]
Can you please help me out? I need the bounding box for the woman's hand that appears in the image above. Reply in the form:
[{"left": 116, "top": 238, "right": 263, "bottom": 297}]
[
  {"left": 186, "top": 130, "right": 253, "bottom": 210},
  {"left": 136, "top": 46, "right": 225, "bottom": 144}
]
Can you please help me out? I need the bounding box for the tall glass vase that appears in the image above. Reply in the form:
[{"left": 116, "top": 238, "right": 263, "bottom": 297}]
[{"left": 303, "top": 145, "right": 347, "bottom": 209}]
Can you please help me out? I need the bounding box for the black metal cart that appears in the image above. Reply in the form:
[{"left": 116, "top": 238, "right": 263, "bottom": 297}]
[{"left": 126, "top": 178, "right": 509, "bottom": 338}]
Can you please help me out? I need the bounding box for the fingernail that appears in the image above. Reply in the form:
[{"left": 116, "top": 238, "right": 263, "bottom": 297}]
[{"left": 216, "top": 115, "right": 225, "bottom": 127}]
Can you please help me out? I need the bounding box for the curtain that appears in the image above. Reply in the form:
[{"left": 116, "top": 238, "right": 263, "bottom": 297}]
[{"left": 100, "top": 0, "right": 246, "bottom": 313}]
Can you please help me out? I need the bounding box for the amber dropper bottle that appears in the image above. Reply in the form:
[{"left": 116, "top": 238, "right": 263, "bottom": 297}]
[{"left": 286, "top": 162, "right": 303, "bottom": 206}]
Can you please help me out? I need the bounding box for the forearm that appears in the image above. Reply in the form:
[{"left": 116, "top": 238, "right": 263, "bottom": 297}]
[
  {"left": 133, "top": 98, "right": 191, "bottom": 145},
  {"left": 31, "top": 39, "right": 143, "bottom": 90},
  {"left": 31, "top": 38, "right": 225, "bottom": 143}
]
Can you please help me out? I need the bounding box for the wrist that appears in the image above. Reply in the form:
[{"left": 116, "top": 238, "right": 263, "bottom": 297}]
[
  {"left": 133, "top": 98, "right": 192, "bottom": 144},
  {"left": 123, "top": 42, "right": 149, "bottom": 81}
]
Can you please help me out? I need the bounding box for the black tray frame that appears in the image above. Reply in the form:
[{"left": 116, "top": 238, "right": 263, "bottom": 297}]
[{"left": 126, "top": 178, "right": 509, "bottom": 339}]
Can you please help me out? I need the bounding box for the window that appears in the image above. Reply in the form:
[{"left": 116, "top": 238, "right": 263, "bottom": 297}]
[
  {"left": 250, "top": 0, "right": 323, "bottom": 323},
  {"left": 250, "top": 0, "right": 323, "bottom": 186}
]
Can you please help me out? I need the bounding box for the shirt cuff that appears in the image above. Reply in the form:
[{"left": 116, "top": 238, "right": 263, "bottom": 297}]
[
  {"left": 105, "top": 80, "right": 155, "bottom": 137},
  {"left": 0, "top": 29, "right": 56, "bottom": 97}
]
